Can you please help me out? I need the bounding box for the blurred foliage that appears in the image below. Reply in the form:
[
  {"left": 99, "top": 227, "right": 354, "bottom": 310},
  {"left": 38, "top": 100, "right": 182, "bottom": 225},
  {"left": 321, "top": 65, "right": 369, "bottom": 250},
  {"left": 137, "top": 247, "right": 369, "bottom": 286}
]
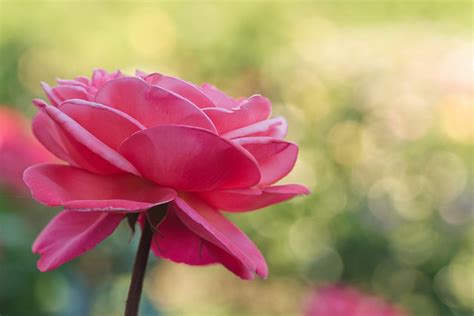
[{"left": 0, "top": 1, "right": 473, "bottom": 315}]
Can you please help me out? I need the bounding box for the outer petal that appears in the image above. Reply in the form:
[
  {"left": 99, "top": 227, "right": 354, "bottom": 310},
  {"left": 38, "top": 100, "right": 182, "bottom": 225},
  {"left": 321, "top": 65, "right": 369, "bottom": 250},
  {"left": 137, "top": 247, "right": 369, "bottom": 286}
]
[
  {"left": 32, "top": 211, "right": 123, "bottom": 271},
  {"left": 221, "top": 117, "right": 288, "bottom": 139},
  {"left": 95, "top": 77, "right": 216, "bottom": 132},
  {"left": 233, "top": 137, "right": 298, "bottom": 186},
  {"left": 58, "top": 99, "right": 145, "bottom": 150},
  {"left": 203, "top": 95, "right": 271, "bottom": 134},
  {"left": 91, "top": 68, "right": 122, "bottom": 89},
  {"left": 52, "top": 85, "right": 91, "bottom": 102},
  {"left": 74, "top": 76, "right": 91, "bottom": 85},
  {"left": 199, "top": 184, "right": 310, "bottom": 212},
  {"left": 144, "top": 73, "right": 214, "bottom": 108},
  {"left": 24, "top": 164, "right": 176, "bottom": 212},
  {"left": 148, "top": 209, "right": 217, "bottom": 265},
  {"left": 35, "top": 100, "right": 139, "bottom": 175},
  {"left": 56, "top": 79, "right": 88, "bottom": 88},
  {"left": 41, "top": 82, "right": 61, "bottom": 106},
  {"left": 149, "top": 205, "right": 259, "bottom": 279},
  {"left": 32, "top": 111, "right": 71, "bottom": 163},
  {"left": 147, "top": 208, "right": 219, "bottom": 265},
  {"left": 119, "top": 125, "right": 261, "bottom": 191},
  {"left": 200, "top": 83, "right": 239, "bottom": 109},
  {"left": 172, "top": 196, "right": 268, "bottom": 279}
]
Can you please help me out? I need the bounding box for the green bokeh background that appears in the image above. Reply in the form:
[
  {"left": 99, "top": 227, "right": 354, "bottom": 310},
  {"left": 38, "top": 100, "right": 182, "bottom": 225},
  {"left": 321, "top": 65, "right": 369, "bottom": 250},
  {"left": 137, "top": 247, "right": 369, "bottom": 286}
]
[{"left": 0, "top": 1, "right": 472, "bottom": 315}]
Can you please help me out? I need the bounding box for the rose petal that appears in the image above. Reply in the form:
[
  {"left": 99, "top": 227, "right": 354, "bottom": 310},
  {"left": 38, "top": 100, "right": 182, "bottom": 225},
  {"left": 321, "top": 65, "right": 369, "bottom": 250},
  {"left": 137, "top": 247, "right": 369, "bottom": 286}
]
[
  {"left": 32, "top": 211, "right": 123, "bottom": 271},
  {"left": 135, "top": 69, "right": 148, "bottom": 78},
  {"left": 119, "top": 125, "right": 261, "bottom": 191},
  {"left": 37, "top": 102, "right": 139, "bottom": 175},
  {"left": 58, "top": 99, "right": 145, "bottom": 150},
  {"left": 149, "top": 204, "right": 260, "bottom": 279},
  {"left": 221, "top": 117, "right": 288, "bottom": 139},
  {"left": 144, "top": 73, "right": 214, "bottom": 108},
  {"left": 199, "top": 184, "right": 310, "bottom": 212},
  {"left": 203, "top": 95, "right": 271, "bottom": 134},
  {"left": 32, "top": 111, "right": 71, "bottom": 163},
  {"left": 56, "top": 79, "right": 88, "bottom": 88},
  {"left": 52, "top": 85, "right": 91, "bottom": 102},
  {"left": 75, "top": 76, "right": 90, "bottom": 85},
  {"left": 233, "top": 137, "right": 298, "bottom": 186},
  {"left": 91, "top": 68, "right": 122, "bottom": 89},
  {"left": 173, "top": 196, "right": 268, "bottom": 279},
  {"left": 24, "top": 164, "right": 176, "bottom": 212},
  {"left": 95, "top": 77, "right": 216, "bottom": 132},
  {"left": 200, "top": 83, "right": 239, "bottom": 109},
  {"left": 41, "top": 82, "right": 61, "bottom": 106},
  {"left": 147, "top": 208, "right": 221, "bottom": 265}
]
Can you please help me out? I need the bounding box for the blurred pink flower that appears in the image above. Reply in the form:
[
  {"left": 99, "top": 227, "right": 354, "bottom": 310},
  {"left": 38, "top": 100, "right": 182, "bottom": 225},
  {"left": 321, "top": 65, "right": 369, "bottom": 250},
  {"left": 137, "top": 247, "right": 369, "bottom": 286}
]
[
  {"left": 0, "top": 107, "right": 54, "bottom": 194},
  {"left": 25, "top": 69, "right": 309, "bottom": 279},
  {"left": 305, "top": 285, "right": 409, "bottom": 316}
]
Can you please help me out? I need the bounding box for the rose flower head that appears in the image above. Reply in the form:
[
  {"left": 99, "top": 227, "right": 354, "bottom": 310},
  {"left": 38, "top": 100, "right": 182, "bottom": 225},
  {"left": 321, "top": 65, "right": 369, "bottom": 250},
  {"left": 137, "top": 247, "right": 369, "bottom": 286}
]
[{"left": 24, "top": 69, "right": 309, "bottom": 280}]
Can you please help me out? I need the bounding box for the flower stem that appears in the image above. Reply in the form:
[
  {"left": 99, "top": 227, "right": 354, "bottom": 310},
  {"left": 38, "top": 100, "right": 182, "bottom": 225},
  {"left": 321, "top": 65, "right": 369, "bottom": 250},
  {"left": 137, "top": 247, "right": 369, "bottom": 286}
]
[{"left": 125, "top": 214, "right": 154, "bottom": 316}]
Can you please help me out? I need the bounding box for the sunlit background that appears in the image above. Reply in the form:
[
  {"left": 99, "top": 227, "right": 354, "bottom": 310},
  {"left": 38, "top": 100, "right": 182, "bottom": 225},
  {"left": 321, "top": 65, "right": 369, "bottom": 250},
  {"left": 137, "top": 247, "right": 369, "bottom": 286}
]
[{"left": 0, "top": 1, "right": 472, "bottom": 315}]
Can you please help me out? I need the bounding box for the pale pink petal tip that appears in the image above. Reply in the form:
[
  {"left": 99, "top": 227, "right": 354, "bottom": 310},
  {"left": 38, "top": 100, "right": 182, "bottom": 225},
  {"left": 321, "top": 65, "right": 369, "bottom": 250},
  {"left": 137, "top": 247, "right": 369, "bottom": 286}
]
[{"left": 32, "top": 98, "right": 48, "bottom": 108}]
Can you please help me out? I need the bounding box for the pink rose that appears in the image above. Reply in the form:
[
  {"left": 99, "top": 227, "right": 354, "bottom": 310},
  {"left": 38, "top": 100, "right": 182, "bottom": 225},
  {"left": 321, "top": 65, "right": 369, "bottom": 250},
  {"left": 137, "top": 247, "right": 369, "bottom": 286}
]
[
  {"left": 0, "top": 107, "right": 54, "bottom": 194},
  {"left": 25, "top": 69, "right": 308, "bottom": 280},
  {"left": 305, "top": 285, "right": 409, "bottom": 316}
]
